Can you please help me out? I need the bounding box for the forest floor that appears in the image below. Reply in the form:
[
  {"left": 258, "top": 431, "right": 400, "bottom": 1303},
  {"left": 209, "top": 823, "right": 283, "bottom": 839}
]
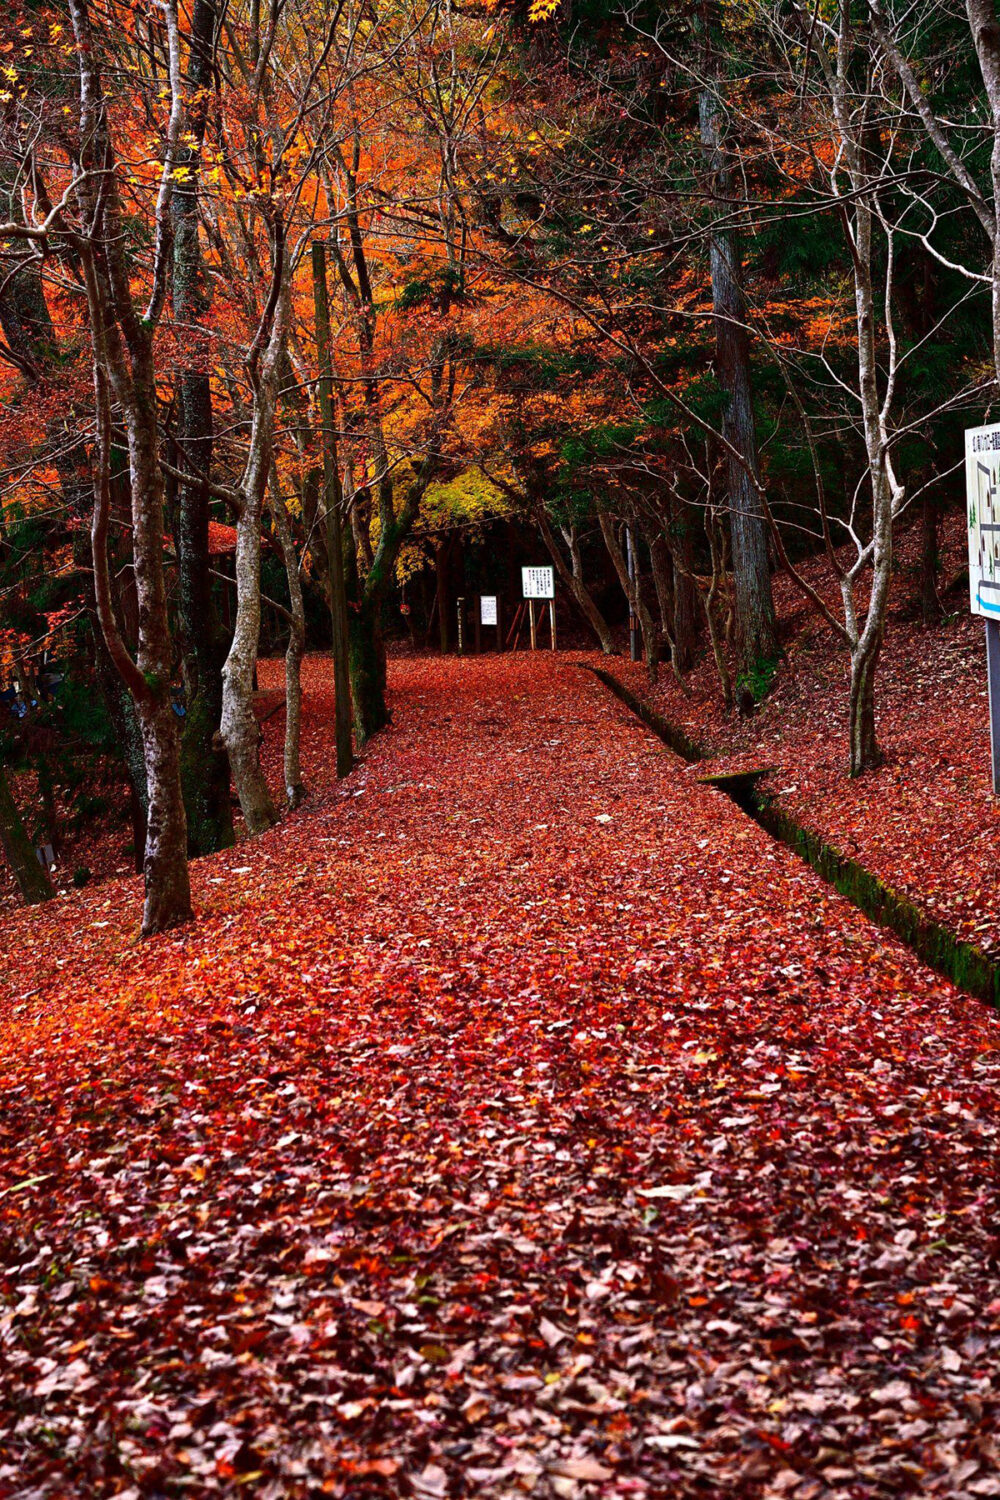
[
  {"left": 1, "top": 653, "right": 1000, "bottom": 1499},
  {"left": 609, "top": 510, "right": 1000, "bottom": 958}
]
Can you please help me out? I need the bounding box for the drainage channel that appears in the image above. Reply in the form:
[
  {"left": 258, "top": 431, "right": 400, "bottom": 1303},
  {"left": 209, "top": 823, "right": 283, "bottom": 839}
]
[{"left": 587, "top": 664, "right": 1000, "bottom": 1009}]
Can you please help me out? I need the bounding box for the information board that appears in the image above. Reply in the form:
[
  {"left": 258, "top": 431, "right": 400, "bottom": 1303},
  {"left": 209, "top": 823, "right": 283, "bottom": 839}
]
[
  {"left": 480, "top": 595, "right": 498, "bottom": 626},
  {"left": 966, "top": 422, "right": 1000, "bottom": 618},
  {"left": 522, "top": 566, "right": 554, "bottom": 600}
]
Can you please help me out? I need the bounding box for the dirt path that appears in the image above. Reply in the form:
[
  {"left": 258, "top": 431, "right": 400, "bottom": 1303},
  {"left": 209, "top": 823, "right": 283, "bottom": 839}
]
[{"left": 1, "top": 655, "right": 998, "bottom": 1498}]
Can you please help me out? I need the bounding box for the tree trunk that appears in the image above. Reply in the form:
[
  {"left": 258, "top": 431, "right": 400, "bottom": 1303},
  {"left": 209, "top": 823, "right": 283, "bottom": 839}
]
[
  {"left": 702, "top": 509, "right": 734, "bottom": 708},
  {"left": 220, "top": 274, "right": 288, "bottom": 835},
  {"left": 648, "top": 532, "right": 689, "bottom": 689},
  {"left": 849, "top": 635, "right": 883, "bottom": 777},
  {"left": 348, "top": 458, "right": 436, "bottom": 740},
  {"left": 672, "top": 499, "right": 700, "bottom": 671},
  {"left": 270, "top": 472, "right": 306, "bottom": 808},
  {"left": 172, "top": 0, "right": 234, "bottom": 857},
  {"left": 221, "top": 492, "right": 279, "bottom": 832},
  {"left": 436, "top": 538, "right": 451, "bottom": 652},
  {"left": 0, "top": 762, "right": 53, "bottom": 905},
  {"left": 311, "top": 243, "right": 353, "bottom": 778},
  {"left": 842, "top": 93, "right": 898, "bottom": 778},
  {"left": 349, "top": 591, "right": 389, "bottom": 743},
  {"left": 920, "top": 495, "right": 942, "bottom": 625},
  {"left": 124, "top": 392, "right": 194, "bottom": 935},
  {"left": 136, "top": 692, "right": 193, "bottom": 931},
  {"left": 699, "top": 81, "right": 778, "bottom": 676},
  {"left": 648, "top": 533, "right": 673, "bottom": 639},
  {"left": 174, "top": 349, "right": 233, "bottom": 857},
  {"left": 61, "top": 0, "right": 194, "bottom": 935},
  {"left": 962, "top": 0, "right": 1000, "bottom": 384},
  {"left": 535, "top": 507, "right": 614, "bottom": 652},
  {"left": 598, "top": 512, "right": 659, "bottom": 677}
]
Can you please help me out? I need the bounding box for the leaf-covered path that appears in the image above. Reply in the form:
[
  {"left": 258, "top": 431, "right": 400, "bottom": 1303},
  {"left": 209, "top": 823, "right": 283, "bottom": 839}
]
[{"left": 2, "top": 656, "right": 999, "bottom": 1498}]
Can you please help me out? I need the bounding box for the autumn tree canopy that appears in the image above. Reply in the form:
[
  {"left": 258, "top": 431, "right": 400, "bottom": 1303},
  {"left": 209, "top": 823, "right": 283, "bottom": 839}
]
[{"left": 0, "top": 0, "right": 996, "bottom": 923}]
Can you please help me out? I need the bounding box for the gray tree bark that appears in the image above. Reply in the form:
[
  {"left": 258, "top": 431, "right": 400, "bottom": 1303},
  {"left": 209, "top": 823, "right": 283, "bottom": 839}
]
[
  {"left": 598, "top": 512, "right": 659, "bottom": 677},
  {"left": 219, "top": 270, "right": 288, "bottom": 835},
  {"left": 68, "top": 0, "right": 192, "bottom": 934},
  {"left": 698, "top": 81, "right": 778, "bottom": 676}
]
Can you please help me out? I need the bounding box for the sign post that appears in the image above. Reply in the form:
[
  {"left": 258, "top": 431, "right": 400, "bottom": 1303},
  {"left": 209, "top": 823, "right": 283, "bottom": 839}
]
[
  {"left": 521, "top": 567, "right": 556, "bottom": 652},
  {"left": 479, "top": 595, "right": 498, "bottom": 654},
  {"left": 965, "top": 422, "right": 1000, "bottom": 793},
  {"left": 987, "top": 619, "right": 1000, "bottom": 795}
]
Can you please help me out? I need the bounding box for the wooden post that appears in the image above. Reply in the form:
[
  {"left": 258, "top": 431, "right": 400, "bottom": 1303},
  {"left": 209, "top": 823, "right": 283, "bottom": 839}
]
[
  {"left": 529, "top": 599, "right": 537, "bottom": 651},
  {"left": 987, "top": 619, "right": 1000, "bottom": 794},
  {"left": 474, "top": 599, "right": 482, "bottom": 655},
  {"left": 457, "top": 596, "right": 465, "bottom": 655},
  {"left": 312, "top": 241, "right": 353, "bottom": 778},
  {"left": 549, "top": 598, "right": 557, "bottom": 651},
  {"left": 497, "top": 596, "right": 504, "bottom": 652}
]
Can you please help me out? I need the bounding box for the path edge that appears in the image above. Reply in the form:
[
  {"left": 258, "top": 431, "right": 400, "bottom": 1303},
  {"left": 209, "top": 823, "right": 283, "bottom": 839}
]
[{"left": 584, "top": 664, "right": 1000, "bottom": 1010}]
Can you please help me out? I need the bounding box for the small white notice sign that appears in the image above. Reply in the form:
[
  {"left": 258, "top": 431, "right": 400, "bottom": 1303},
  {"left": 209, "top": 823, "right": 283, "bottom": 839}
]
[
  {"left": 966, "top": 422, "right": 1000, "bottom": 618},
  {"left": 480, "top": 595, "right": 498, "bottom": 626},
  {"left": 522, "top": 566, "right": 554, "bottom": 600}
]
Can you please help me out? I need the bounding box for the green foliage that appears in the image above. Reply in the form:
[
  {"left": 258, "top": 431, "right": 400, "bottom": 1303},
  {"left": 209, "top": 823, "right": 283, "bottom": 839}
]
[
  {"left": 73, "top": 792, "right": 109, "bottom": 823},
  {"left": 396, "top": 265, "right": 465, "bottom": 312},
  {"left": 477, "top": 341, "right": 597, "bottom": 390},
  {"left": 736, "top": 655, "right": 780, "bottom": 705},
  {"left": 559, "top": 421, "right": 641, "bottom": 469},
  {"left": 40, "top": 676, "right": 116, "bottom": 755}
]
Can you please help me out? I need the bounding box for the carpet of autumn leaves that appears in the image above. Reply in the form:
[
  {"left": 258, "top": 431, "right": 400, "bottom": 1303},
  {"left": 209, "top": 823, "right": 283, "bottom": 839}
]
[
  {"left": 612, "top": 512, "right": 1000, "bottom": 958},
  {"left": 2, "top": 654, "right": 1000, "bottom": 1499}
]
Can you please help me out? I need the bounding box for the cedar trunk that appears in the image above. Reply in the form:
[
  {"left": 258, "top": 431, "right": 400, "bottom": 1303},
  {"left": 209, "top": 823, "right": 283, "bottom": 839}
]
[{"left": 698, "top": 84, "right": 778, "bottom": 676}]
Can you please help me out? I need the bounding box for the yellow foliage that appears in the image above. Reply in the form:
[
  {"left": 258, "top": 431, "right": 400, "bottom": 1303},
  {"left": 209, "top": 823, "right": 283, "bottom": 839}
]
[{"left": 388, "top": 470, "right": 510, "bottom": 583}]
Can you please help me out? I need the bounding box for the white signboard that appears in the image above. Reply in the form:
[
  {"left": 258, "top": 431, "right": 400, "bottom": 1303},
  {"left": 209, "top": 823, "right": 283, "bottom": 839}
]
[
  {"left": 522, "top": 566, "right": 554, "bottom": 600},
  {"left": 966, "top": 423, "right": 1000, "bottom": 618},
  {"left": 480, "top": 595, "right": 498, "bottom": 626}
]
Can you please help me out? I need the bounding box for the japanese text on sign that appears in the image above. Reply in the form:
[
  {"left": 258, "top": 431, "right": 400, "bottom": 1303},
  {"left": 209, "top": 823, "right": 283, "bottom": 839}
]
[
  {"left": 966, "top": 423, "right": 1000, "bottom": 618},
  {"left": 522, "top": 567, "right": 554, "bottom": 600}
]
